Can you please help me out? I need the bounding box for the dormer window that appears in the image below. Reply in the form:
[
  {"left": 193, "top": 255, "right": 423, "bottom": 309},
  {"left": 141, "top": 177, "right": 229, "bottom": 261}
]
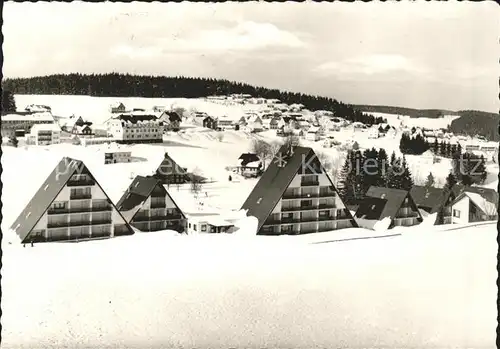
[{"left": 257, "top": 198, "right": 262, "bottom": 204}]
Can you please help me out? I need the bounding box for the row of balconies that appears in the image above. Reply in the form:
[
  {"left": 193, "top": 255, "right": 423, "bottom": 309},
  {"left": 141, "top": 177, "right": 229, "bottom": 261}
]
[
  {"left": 47, "top": 205, "right": 112, "bottom": 215},
  {"left": 67, "top": 179, "right": 96, "bottom": 187},
  {"left": 282, "top": 192, "right": 336, "bottom": 200},
  {"left": 133, "top": 214, "right": 184, "bottom": 222},
  {"left": 281, "top": 203, "right": 336, "bottom": 212},
  {"left": 47, "top": 219, "right": 112, "bottom": 228},
  {"left": 264, "top": 214, "right": 351, "bottom": 226}
]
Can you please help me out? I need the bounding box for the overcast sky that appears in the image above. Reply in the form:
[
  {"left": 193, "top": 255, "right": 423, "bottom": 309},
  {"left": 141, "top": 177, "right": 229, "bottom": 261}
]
[{"left": 3, "top": 1, "right": 498, "bottom": 112}]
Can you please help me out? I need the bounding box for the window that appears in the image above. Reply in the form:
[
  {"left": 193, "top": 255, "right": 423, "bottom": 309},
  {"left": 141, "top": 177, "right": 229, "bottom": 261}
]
[
  {"left": 453, "top": 209, "right": 461, "bottom": 218},
  {"left": 201, "top": 224, "right": 207, "bottom": 232},
  {"left": 188, "top": 223, "right": 191, "bottom": 228},
  {"left": 371, "top": 205, "right": 376, "bottom": 210},
  {"left": 257, "top": 198, "right": 262, "bottom": 204},
  {"left": 193, "top": 224, "right": 197, "bottom": 231}
]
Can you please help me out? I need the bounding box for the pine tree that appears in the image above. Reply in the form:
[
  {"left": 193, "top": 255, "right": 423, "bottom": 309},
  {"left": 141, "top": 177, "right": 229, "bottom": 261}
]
[
  {"left": 425, "top": 172, "right": 435, "bottom": 188},
  {"left": 400, "top": 156, "right": 414, "bottom": 190},
  {"left": 376, "top": 148, "right": 388, "bottom": 187},
  {"left": 433, "top": 139, "right": 439, "bottom": 154},
  {"left": 338, "top": 150, "right": 359, "bottom": 204},
  {"left": 2, "top": 89, "right": 16, "bottom": 112},
  {"left": 387, "top": 152, "right": 401, "bottom": 189},
  {"left": 9, "top": 135, "right": 19, "bottom": 148},
  {"left": 444, "top": 172, "right": 457, "bottom": 192}
]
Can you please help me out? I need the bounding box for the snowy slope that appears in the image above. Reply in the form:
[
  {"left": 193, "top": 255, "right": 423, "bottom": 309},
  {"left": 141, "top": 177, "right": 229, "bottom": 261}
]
[
  {"left": 1, "top": 222, "right": 496, "bottom": 348},
  {"left": 364, "top": 111, "right": 461, "bottom": 130}
]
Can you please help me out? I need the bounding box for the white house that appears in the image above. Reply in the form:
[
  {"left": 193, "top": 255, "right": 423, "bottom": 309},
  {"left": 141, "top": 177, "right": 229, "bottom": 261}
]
[
  {"left": 451, "top": 188, "right": 498, "bottom": 224},
  {"left": 245, "top": 115, "right": 264, "bottom": 132},
  {"left": 25, "top": 104, "right": 51, "bottom": 113},
  {"left": 186, "top": 214, "right": 235, "bottom": 234},
  {"left": 104, "top": 150, "right": 132, "bottom": 164},
  {"left": 26, "top": 123, "right": 61, "bottom": 145},
  {"left": 1, "top": 112, "right": 56, "bottom": 137},
  {"left": 106, "top": 114, "right": 163, "bottom": 144},
  {"left": 305, "top": 128, "right": 320, "bottom": 141}
]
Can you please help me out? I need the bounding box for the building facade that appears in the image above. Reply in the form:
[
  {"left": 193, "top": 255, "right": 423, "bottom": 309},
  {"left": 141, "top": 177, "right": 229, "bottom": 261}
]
[
  {"left": 242, "top": 145, "right": 358, "bottom": 235},
  {"left": 106, "top": 114, "right": 163, "bottom": 144},
  {"left": 104, "top": 151, "right": 132, "bottom": 164},
  {"left": 116, "top": 176, "right": 187, "bottom": 233},
  {"left": 1, "top": 112, "right": 56, "bottom": 138},
  {"left": 10, "top": 158, "right": 134, "bottom": 244},
  {"left": 26, "top": 123, "right": 61, "bottom": 145}
]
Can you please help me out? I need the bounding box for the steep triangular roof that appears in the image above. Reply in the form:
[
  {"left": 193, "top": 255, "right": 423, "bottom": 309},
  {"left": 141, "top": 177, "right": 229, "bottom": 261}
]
[
  {"left": 241, "top": 145, "right": 353, "bottom": 233},
  {"left": 10, "top": 157, "right": 133, "bottom": 243},
  {"left": 410, "top": 186, "right": 453, "bottom": 213},
  {"left": 156, "top": 152, "right": 188, "bottom": 177},
  {"left": 116, "top": 175, "right": 186, "bottom": 223},
  {"left": 355, "top": 186, "right": 417, "bottom": 221}
]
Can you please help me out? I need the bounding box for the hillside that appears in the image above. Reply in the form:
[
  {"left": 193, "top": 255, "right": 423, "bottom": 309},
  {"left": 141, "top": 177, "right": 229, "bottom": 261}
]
[
  {"left": 354, "top": 105, "right": 458, "bottom": 118},
  {"left": 2, "top": 73, "right": 385, "bottom": 125},
  {"left": 449, "top": 110, "right": 499, "bottom": 141}
]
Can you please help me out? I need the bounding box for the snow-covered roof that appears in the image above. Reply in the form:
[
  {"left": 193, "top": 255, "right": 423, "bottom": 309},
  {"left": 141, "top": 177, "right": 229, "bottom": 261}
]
[
  {"left": 465, "top": 192, "right": 497, "bottom": 215},
  {"left": 2, "top": 112, "right": 55, "bottom": 122},
  {"left": 29, "top": 123, "right": 61, "bottom": 133}
]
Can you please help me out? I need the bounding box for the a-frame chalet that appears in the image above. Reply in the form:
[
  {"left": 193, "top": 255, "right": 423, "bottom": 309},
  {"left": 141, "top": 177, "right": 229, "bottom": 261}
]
[
  {"left": 116, "top": 175, "right": 187, "bottom": 233},
  {"left": 10, "top": 157, "right": 134, "bottom": 244},
  {"left": 241, "top": 144, "right": 358, "bottom": 235}
]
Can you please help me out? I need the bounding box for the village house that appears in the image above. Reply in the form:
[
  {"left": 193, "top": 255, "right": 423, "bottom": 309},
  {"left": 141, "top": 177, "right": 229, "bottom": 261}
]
[
  {"left": 26, "top": 123, "right": 62, "bottom": 146},
  {"left": 186, "top": 213, "right": 235, "bottom": 234},
  {"left": 409, "top": 186, "right": 456, "bottom": 224},
  {"left": 116, "top": 175, "right": 186, "bottom": 233},
  {"left": 355, "top": 186, "right": 423, "bottom": 229},
  {"left": 104, "top": 149, "right": 132, "bottom": 164},
  {"left": 241, "top": 145, "right": 358, "bottom": 235},
  {"left": 368, "top": 127, "right": 380, "bottom": 139},
  {"left": 152, "top": 106, "right": 166, "bottom": 112},
  {"left": 234, "top": 153, "right": 263, "bottom": 178},
  {"left": 216, "top": 117, "right": 236, "bottom": 130},
  {"left": 109, "top": 102, "right": 127, "bottom": 114},
  {"left": 106, "top": 114, "right": 163, "bottom": 144},
  {"left": 269, "top": 116, "right": 285, "bottom": 130},
  {"left": 1, "top": 111, "right": 56, "bottom": 138},
  {"left": 159, "top": 111, "right": 182, "bottom": 132},
  {"left": 305, "top": 128, "right": 320, "bottom": 141},
  {"left": 154, "top": 152, "right": 191, "bottom": 185},
  {"left": 450, "top": 186, "right": 498, "bottom": 224},
  {"left": 203, "top": 116, "right": 218, "bottom": 130},
  {"left": 244, "top": 115, "right": 264, "bottom": 133},
  {"left": 10, "top": 157, "right": 134, "bottom": 244}
]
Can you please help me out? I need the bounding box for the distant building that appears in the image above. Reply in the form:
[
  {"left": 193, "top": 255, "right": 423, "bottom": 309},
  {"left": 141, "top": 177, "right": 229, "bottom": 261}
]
[
  {"left": 234, "top": 153, "right": 263, "bottom": 177},
  {"left": 26, "top": 123, "right": 61, "bottom": 146},
  {"left": 106, "top": 114, "right": 163, "bottom": 144},
  {"left": 355, "top": 186, "right": 423, "bottom": 229},
  {"left": 104, "top": 150, "right": 132, "bottom": 164},
  {"left": 203, "top": 116, "right": 218, "bottom": 130},
  {"left": 186, "top": 214, "right": 235, "bottom": 234},
  {"left": 159, "top": 111, "right": 182, "bottom": 132},
  {"left": 25, "top": 104, "right": 52, "bottom": 113},
  {"left": 1, "top": 111, "right": 56, "bottom": 138},
  {"left": 241, "top": 145, "right": 357, "bottom": 235},
  {"left": 154, "top": 152, "right": 191, "bottom": 185},
  {"left": 10, "top": 157, "right": 134, "bottom": 244},
  {"left": 109, "top": 102, "right": 127, "bottom": 114},
  {"left": 116, "top": 175, "right": 186, "bottom": 233},
  {"left": 305, "top": 128, "right": 320, "bottom": 141},
  {"left": 217, "top": 118, "right": 235, "bottom": 130}
]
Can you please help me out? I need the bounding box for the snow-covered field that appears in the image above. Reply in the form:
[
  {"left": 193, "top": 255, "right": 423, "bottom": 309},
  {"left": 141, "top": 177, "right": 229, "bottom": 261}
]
[
  {"left": 1, "top": 95, "right": 497, "bottom": 348},
  {"left": 1, "top": 221, "right": 497, "bottom": 348},
  {"left": 364, "top": 111, "right": 461, "bottom": 130}
]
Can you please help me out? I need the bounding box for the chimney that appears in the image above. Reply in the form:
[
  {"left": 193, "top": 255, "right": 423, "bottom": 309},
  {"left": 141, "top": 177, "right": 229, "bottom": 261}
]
[{"left": 164, "top": 152, "right": 169, "bottom": 158}]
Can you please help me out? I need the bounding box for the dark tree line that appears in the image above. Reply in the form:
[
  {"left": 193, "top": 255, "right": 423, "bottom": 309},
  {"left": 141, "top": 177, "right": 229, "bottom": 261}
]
[
  {"left": 2, "top": 73, "right": 385, "bottom": 125},
  {"left": 338, "top": 148, "right": 413, "bottom": 205},
  {"left": 448, "top": 110, "right": 499, "bottom": 142},
  {"left": 400, "top": 134, "right": 463, "bottom": 157}
]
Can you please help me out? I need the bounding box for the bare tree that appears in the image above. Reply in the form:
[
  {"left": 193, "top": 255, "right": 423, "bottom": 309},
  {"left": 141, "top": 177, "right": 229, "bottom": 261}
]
[
  {"left": 251, "top": 139, "right": 273, "bottom": 169},
  {"left": 282, "top": 135, "right": 300, "bottom": 150},
  {"left": 190, "top": 167, "right": 203, "bottom": 198}
]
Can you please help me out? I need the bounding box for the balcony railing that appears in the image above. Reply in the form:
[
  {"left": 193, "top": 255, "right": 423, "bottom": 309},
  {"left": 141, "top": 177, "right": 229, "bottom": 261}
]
[
  {"left": 70, "top": 193, "right": 92, "bottom": 200},
  {"left": 151, "top": 190, "right": 165, "bottom": 198},
  {"left": 395, "top": 212, "right": 419, "bottom": 219},
  {"left": 150, "top": 201, "right": 166, "bottom": 209},
  {"left": 47, "top": 205, "right": 112, "bottom": 215},
  {"left": 47, "top": 221, "right": 69, "bottom": 228},
  {"left": 318, "top": 192, "right": 336, "bottom": 198},
  {"left": 282, "top": 204, "right": 336, "bottom": 212},
  {"left": 301, "top": 181, "right": 319, "bottom": 187},
  {"left": 67, "top": 179, "right": 95, "bottom": 187}
]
